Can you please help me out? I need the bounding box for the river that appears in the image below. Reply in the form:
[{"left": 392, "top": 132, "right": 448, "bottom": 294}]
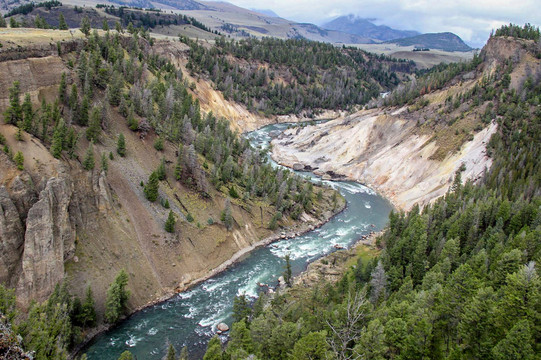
[{"left": 84, "top": 123, "right": 393, "bottom": 359}]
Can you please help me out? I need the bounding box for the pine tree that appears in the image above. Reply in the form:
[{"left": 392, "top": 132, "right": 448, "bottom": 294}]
[
  {"left": 203, "top": 335, "right": 223, "bottom": 360},
  {"left": 0, "top": 16, "right": 6, "bottom": 28},
  {"left": 70, "top": 83, "right": 79, "bottom": 111},
  {"left": 221, "top": 198, "right": 233, "bottom": 230},
  {"left": 58, "top": 13, "right": 68, "bottom": 30},
  {"left": 79, "top": 96, "right": 89, "bottom": 126},
  {"left": 4, "top": 81, "right": 22, "bottom": 125},
  {"left": 65, "top": 127, "right": 79, "bottom": 158},
  {"left": 105, "top": 270, "right": 130, "bottom": 323},
  {"left": 51, "top": 118, "right": 67, "bottom": 158},
  {"left": 83, "top": 145, "right": 95, "bottom": 170},
  {"left": 283, "top": 254, "right": 292, "bottom": 287},
  {"left": 80, "top": 286, "right": 97, "bottom": 328},
  {"left": 108, "top": 73, "right": 122, "bottom": 106},
  {"left": 101, "top": 153, "right": 108, "bottom": 174},
  {"left": 102, "top": 19, "right": 109, "bottom": 31},
  {"left": 80, "top": 16, "right": 91, "bottom": 36},
  {"left": 232, "top": 295, "right": 251, "bottom": 323},
  {"left": 290, "top": 331, "right": 329, "bottom": 360},
  {"left": 9, "top": 18, "right": 18, "bottom": 29},
  {"left": 227, "top": 320, "right": 254, "bottom": 356},
  {"left": 156, "top": 157, "right": 166, "bottom": 180},
  {"left": 86, "top": 106, "right": 101, "bottom": 142},
  {"left": 14, "top": 151, "right": 24, "bottom": 170},
  {"left": 77, "top": 52, "right": 88, "bottom": 84},
  {"left": 116, "top": 133, "right": 126, "bottom": 157},
  {"left": 154, "top": 137, "right": 164, "bottom": 151},
  {"left": 21, "top": 93, "right": 33, "bottom": 132},
  {"left": 165, "top": 210, "right": 176, "bottom": 233},
  {"left": 59, "top": 73, "right": 67, "bottom": 104},
  {"left": 164, "top": 343, "right": 176, "bottom": 360},
  {"left": 127, "top": 22, "right": 135, "bottom": 34},
  {"left": 268, "top": 211, "right": 281, "bottom": 230},
  {"left": 15, "top": 127, "right": 23, "bottom": 141},
  {"left": 174, "top": 160, "right": 182, "bottom": 181},
  {"left": 127, "top": 110, "right": 138, "bottom": 131},
  {"left": 144, "top": 171, "right": 159, "bottom": 202},
  {"left": 179, "top": 346, "right": 188, "bottom": 360}
]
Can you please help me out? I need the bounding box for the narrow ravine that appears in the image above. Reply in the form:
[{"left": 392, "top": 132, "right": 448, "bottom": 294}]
[{"left": 84, "top": 123, "right": 393, "bottom": 359}]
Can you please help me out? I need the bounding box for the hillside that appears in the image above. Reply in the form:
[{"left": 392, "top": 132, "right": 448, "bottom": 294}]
[
  {"left": 386, "top": 31, "right": 473, "bottom": 52},
  {"left": 0, "top": 26, "right": 346, "bottom": 356},
  {"left": 182, "top": 36, "right": 415, "bottom": 116},
  {"left": 215, "top": 25, "right": 541, "bottom": 360},
  {"left": 271, "top": 32, "right": 540, "bottom": 211},
  {"left": 323, "top": 15, "right": 419, "bottom": 41}
]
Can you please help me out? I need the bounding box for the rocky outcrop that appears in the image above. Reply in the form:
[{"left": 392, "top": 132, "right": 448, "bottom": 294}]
[
  {"left": 16, "top": 177, "right": 75, "bottom": 307},
  {"left": 0, "top": 56, "right": 69, "bottom": 109},
  {"left": 7, "top": 174, "right": 37, "bottom": 224},
  {"left": 92, "top": 171, "right": 113, "bottom": 213},
  {"left": 0, "top": 187, "right": 25, "bottom": 287},
  {"left": 0, "top": 39, "right": 83, "bottom": 62}
]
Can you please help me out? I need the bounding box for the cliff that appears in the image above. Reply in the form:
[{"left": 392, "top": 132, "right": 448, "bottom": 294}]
[{"left": 271, "top": 36, "right": 540, "bottom": 210}]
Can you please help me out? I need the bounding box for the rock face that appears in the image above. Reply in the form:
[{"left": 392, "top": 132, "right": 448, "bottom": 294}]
[
  {"left": 16, "top": 177, "right": 76, "bottom": 307},
  {"left": 272, "top": 110, "right": 497, "bottom": 211},
  {"left": 92, "top": 171, "right": 113, "bottom": 213},
  {"left": 0, "top": 187, "right": 25, "bottom": 287},
  {"left": 0, "top": 56, "right": 70, "bottom": 109}
]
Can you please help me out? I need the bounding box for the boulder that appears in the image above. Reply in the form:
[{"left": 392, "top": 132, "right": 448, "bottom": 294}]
[
  {"left": 292, "top": 163, "right": 304, "bottom": 171},
  {"left": 217, "top": 323, "right": 229, "bottom": 332}
]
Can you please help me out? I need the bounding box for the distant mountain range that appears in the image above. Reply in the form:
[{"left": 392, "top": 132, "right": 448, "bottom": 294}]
[
  {"left": 18, "top": 0, "right": 472, "bottom": 52},
  {"left": 322, "top": 15, "right": 419, "bottom": 41},
  {"left": 250, "top": 8, "right": 280, "bottom": 18},
  {"left": 386, "top": 32, "right": 473, "bottom": 52}
]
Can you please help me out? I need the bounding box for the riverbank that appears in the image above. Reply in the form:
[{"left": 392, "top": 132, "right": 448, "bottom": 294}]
[{"left": 74, "top": 195, "right": 346, "bottom": 358}]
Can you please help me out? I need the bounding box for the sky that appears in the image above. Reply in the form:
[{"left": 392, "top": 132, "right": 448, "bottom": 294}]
[{"left": 227, "top": 0, "right": 540, "bottom": 48}]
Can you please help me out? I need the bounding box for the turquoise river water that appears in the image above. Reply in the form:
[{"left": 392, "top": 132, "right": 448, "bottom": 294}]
[{"left": 84, "top": 123, "right": 393, "bottom": 359}]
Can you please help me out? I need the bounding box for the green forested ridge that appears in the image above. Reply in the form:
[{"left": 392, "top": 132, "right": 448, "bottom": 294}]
[
  {"left": 4, "top": 0, "right": 62, "bottom": 18},
  {"left": 5, "top": 2, "right": 217, "bottom": 35},
  {"left": 493, "top": 23, "right": 540, "bottom": 41},
  {"left": 184, "top": 36, "right": 415, "bottom": 115},
  {"left": 203, "top": 25, "right": 541, "bottom": 360},
  {"left": 100, "top": 5, "right": 216, "bottom": 33}
]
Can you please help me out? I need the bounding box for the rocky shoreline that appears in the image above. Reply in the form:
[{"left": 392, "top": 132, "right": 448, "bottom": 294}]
[
  {"left": 292, "top": 230, "right": 384, "bottom": 289},
  {"left": 73, "top": 197, "right": 346, "bottom": 358}
]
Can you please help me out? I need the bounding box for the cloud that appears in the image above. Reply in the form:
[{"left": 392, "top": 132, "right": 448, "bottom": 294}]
[{"left": 230, "top": 0, "right": 540, "bottom": 47}]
